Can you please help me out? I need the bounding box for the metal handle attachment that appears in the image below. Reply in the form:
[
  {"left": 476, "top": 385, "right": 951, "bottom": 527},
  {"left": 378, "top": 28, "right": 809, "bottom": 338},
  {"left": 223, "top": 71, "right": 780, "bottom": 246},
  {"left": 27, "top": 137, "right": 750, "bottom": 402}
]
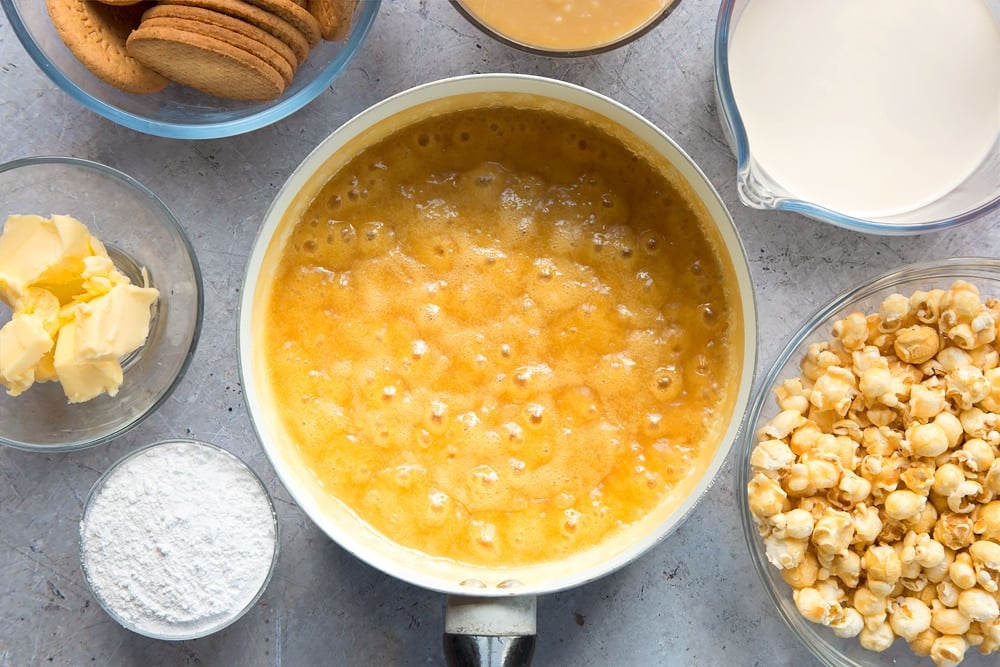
[
  {"left": 443, "top": 595, "right": 537, "bottom": 667},
  {"left": 443, "top": 633, "right": 536, "bottom": 667}
]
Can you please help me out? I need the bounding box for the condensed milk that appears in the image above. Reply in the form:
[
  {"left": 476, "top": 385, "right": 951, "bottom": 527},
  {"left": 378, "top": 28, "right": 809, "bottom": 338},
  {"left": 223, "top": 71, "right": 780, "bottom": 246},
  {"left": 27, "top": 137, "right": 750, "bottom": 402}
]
[{"left": 454, "top": 0, "right": 677, "bottom": 53}]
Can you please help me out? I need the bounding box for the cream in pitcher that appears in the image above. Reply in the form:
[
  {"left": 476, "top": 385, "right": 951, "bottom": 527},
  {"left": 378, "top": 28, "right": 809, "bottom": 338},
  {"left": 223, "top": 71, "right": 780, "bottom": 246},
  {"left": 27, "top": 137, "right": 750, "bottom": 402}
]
[{"left": 727, "top": 0, "right": 1000, "bottom": 219}]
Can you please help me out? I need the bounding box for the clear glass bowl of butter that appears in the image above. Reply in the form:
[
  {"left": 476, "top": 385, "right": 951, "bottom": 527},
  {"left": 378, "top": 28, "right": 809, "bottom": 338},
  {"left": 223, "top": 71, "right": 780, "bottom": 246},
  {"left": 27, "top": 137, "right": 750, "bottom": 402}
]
[{"left": 0, "top": 156, "right": 203, "bottom": 452}]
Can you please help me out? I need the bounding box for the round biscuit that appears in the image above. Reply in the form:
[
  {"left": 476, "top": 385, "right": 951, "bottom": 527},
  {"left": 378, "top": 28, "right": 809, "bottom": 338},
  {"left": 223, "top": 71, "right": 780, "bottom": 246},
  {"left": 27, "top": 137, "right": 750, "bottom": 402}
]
[
  {"left": 139, "top": 16, "right": 295, "bottom": 86},
  {"left": 141, "top": 6, "right": 299, "bottom": 77},
  {"left": 239, "top": 0, "right": 321, "bottom": 47},
  {"left": 306, "top": 0, "right": 356, "bottom": 42},
  {"left": 156, "top": 0, "right": 311, "bottom": 64},
  {"left": 126, "top": 24, "right": 286, "bottom": 100},
  {"left": 44, "top": 0, "right": 168, "bottom": 94}
]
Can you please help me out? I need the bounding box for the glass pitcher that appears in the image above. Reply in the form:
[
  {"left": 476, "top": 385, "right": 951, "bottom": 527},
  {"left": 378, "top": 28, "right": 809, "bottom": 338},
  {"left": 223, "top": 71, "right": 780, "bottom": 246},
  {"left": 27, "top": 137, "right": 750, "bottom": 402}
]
[{"left": 713, "top": 0, "right": 1000, "bottom": 235}]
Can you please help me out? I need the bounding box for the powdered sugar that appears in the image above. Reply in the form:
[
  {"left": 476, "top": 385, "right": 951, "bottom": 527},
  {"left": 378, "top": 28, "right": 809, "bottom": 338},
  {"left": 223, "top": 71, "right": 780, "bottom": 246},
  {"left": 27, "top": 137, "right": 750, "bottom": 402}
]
[{"left": 80, "top": 440, "right": 277, "bottom": 639}]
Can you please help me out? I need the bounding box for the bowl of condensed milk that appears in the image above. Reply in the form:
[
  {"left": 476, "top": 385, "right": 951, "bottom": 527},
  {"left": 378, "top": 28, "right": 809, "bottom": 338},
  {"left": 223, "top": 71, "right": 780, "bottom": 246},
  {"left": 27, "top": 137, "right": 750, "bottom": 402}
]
[
  {"left": 451, "top": 0, "right": 681, "bottom": 55},
  {"left": 240, "top": 73, "right": 756, "bottom": 665}
]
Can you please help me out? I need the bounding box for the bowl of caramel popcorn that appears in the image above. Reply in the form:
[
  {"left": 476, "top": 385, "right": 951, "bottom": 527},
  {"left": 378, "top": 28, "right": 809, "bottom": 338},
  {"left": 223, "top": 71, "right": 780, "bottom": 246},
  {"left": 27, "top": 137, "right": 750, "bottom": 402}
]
[{"left": 740, "top": 258, "right": 1000, "bottom": 667}]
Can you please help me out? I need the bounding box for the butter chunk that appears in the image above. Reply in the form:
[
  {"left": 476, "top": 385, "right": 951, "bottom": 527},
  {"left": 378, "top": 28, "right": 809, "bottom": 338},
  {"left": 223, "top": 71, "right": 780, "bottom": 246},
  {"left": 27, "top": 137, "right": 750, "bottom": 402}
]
[
  {"left": 17, "top": 287, "right": 62, "bottom": 337},
  {"left": 72, "top": 283, "right": 159, "bottom": 362},
  {"left": 53, "top": 321, "right": 124, "bottom": 403},
  {"left": 0, "top": 214, "right": 99, "bottom": 305},
  {"left": 0, "top": 312, "right": 55, "bottom": 396},
  {"left": 0, "top": 214, "right": 158, "bottom": 402},
  {"left": 0, "top": 286, "right": 62, "bottom": 394},
  {"left": 33, "top": 350, "right": 57, "bottom": 384},
  {"left": 76, "top": 255, "right": 130, "bottom": 304}
]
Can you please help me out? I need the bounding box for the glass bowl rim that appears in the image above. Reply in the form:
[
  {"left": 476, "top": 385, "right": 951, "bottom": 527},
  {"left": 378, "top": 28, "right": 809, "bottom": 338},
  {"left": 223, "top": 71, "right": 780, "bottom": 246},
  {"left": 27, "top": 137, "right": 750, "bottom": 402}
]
[
  {"left": 0, "top": 0, "right": 382, "bottom": 139},
  {"left": 0, "top": 155, "right": 204, "bottom": 452},
  {"left": 736, "top": 256, "right": 1000, "bottom": 666},
  {"left": 449, "top": 0, "right": 683, "bottom": 57},
  {"left": 79, "top": 438, "right": 280, "bottom": 641},
  {"left": 712, "top": 0, "right": 1000, "bottom": 235}
]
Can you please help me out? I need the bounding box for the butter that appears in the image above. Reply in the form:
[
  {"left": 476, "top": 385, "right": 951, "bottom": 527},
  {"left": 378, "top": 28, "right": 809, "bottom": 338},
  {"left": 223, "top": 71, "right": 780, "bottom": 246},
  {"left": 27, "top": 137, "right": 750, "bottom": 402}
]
[
  {"left": 0, "top": 214, "right": 159, "bottom": 402},
  {"left": 73, "top": 283, "right": 159, "bottom": 362},
  {"left": 0, "top": 214, "right": 98, "bottom": 305},
  {"left": 0, "top": 312, "right": 54, "bottom": 396},
  {"left": 19, "top": 286, "right": 62, "bottom": 337},
  {"left": 0, "top": 286, "right": 61, "bottom": 395},
  {"left": 53, "top": 321, "right": 124, "bottom": 403},
  {"left": 75, "top": 255, "right": 129, "bottom": 304}
]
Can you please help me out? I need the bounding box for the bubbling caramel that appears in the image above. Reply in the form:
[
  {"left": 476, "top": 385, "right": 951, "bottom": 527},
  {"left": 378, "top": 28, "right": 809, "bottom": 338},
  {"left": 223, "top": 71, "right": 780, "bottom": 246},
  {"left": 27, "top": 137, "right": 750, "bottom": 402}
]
[{"left": 264, "top": 104, "right": 741, "bottom": 567}]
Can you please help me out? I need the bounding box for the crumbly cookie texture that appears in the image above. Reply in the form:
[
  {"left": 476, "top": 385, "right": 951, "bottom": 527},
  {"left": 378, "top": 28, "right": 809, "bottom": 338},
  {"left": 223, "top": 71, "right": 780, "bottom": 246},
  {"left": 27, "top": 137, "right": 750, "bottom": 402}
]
[
  {"left": 137, "top": 16, "right": 295, "bottom": 85},
  {"left": 151, "top": 0, "right": 313, "bottom": 65},
  {"left": 307, "top": 0, "right": 354, "bottom": 42},
  {"left": 126, "top": 24, "right": 286, "bottom": 101},
  {"left": 45, "top": 0, "right": 168, "bottom": 94},
  {"left": 748, "top": 280, "right": 1000, "bottom": 666},
  {"left": 47, "top": 0, "right": 356, "bottom": 100},
  {"left": 141, "top": 4, "right": 299, "bottom": 72}
]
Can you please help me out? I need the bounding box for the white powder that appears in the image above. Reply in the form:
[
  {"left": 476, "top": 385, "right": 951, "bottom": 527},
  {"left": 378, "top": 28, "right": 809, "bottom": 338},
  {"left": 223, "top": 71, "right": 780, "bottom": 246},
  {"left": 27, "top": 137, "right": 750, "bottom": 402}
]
[{"left": 80, "top": 440, "right": 277, "bottom": 639}]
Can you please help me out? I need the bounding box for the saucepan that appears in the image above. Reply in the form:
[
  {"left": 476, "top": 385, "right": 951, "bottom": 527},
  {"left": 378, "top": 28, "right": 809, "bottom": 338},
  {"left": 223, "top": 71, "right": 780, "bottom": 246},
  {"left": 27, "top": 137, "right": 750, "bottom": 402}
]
[{"left": 238, "top": 73, "right": 757, "bottom": 666}]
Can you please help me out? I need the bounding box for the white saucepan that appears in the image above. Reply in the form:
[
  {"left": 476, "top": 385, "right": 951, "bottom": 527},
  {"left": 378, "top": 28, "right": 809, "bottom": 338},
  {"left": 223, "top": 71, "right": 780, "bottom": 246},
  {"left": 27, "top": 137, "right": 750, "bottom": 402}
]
[{"left": 238, "top": 73, "right": 757, "bottom": 667}]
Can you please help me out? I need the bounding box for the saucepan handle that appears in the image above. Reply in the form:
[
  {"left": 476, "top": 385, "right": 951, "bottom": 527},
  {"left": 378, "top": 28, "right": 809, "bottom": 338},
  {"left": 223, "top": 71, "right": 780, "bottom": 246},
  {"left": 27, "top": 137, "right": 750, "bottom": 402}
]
[{"left": 443, "top": 595, "right": 538, "bottom": 667}]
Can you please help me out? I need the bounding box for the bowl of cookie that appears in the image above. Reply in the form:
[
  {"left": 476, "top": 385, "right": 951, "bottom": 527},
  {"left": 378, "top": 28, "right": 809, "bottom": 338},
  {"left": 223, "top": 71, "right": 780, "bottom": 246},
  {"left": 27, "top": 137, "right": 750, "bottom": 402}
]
[{"left": 1, "top": 0, "right": 381, "bottom": 139}]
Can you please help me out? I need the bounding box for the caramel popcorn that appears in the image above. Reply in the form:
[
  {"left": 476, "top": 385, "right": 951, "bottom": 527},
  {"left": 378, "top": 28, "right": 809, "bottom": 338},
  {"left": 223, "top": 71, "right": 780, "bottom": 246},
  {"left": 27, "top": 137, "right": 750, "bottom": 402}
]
[{"left": 748, "top": 280, "right": 1000, "bottom": 666}]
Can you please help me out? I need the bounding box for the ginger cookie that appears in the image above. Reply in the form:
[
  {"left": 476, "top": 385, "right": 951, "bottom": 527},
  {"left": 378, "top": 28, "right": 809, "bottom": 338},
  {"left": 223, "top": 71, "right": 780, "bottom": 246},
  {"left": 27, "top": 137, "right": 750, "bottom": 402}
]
[
  {"left": 157, "top": 0, "right": 312, "bottom": 65},
  {"left": 45, "top": 0, "right": 168, "bottom": 94},
  {"left": 239, "top": 0, "right": 322, "bottom": 47},
  {"left": 306, "top": 0, "right": 356, "bottom": 42},
  {"left": 126, "top": 24, "right": 285, "bottom": 100},
  {"left": 139, "top": 16, "right": 295, "bottom": 86},
  {"left": 141, "top": 5, "right": 299, "bottom": 79}
]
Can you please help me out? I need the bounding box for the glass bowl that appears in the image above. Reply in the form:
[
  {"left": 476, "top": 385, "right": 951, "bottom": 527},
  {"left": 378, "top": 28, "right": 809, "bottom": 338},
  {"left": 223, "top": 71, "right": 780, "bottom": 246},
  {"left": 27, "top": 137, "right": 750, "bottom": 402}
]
[
  {"left": 0, "top": 156, "right": 203, "bottom": 452},
  {"left": 714, "top": 0, "right": 1000, "bottom": 235},
  {"left": 1, "top": 0, "right": 381, "bottom": 139},
  {"left": 449, "top": 0, "right": 681, "bottom": 56},
  {"left": 738, "top": 258, "right": 1000, "bottom": 666},
  {"left": 80, "top": 439, "right": 279, "bottom": 640}
]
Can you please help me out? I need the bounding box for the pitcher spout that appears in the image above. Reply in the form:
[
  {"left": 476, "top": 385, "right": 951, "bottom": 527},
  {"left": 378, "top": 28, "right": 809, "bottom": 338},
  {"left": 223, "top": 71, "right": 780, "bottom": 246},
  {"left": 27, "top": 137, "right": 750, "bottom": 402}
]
[{"left": 737, "top": 159, "right": 782, "bottom": 211}]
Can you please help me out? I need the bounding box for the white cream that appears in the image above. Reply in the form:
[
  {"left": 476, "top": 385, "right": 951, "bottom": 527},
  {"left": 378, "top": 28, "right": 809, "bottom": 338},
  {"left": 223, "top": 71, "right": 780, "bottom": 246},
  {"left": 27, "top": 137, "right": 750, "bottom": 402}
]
[{"left": 728, "top": 0, "right": 1000, "bottom": 218}]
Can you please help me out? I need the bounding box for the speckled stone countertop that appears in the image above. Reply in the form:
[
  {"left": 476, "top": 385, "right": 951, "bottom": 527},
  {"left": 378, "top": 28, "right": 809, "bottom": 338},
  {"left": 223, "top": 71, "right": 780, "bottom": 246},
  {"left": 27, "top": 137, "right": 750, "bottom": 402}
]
[{"left": 1, "top": 2, "right": 998, "bottom": 666}]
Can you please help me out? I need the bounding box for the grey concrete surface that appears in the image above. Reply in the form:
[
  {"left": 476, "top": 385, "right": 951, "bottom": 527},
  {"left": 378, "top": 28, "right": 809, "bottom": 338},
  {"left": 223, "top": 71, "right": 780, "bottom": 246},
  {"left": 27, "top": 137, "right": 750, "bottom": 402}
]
[{"left": 0, "top": 1, "right": 997, "bottom": 666}]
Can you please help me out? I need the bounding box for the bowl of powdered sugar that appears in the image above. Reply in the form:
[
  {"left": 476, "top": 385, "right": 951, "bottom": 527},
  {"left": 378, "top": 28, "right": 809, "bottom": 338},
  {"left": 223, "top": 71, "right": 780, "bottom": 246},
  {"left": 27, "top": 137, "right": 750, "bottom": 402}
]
[{"left": 79, "top": 439, "right": 278, "bottom": 640}]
